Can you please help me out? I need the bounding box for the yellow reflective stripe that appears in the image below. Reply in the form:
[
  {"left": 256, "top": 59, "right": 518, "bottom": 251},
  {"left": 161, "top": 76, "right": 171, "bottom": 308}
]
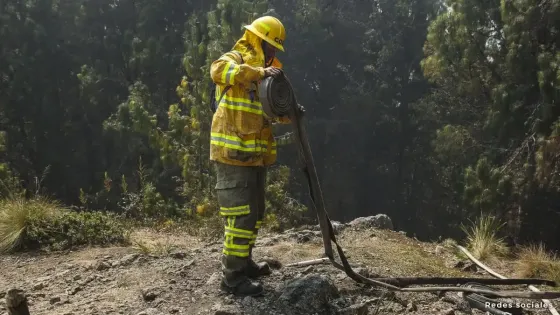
[
  {"left": 271, "top": 150, "right": 277, "bottom": 154},
  {"left": 211, "top": 139, "right": 264, "bottom": 152},
  {"left": 225, "top": 231, "right": 253, "bottom": 239},
  {"left": 220, "top": 63, "right": 239, "bottom": 85},
  {"left": 220, "top": 95, "right": 263, "bottom": 114},
  {"left": 223, "top": 249, "right": 250, "bottom": 257},
  {"left": 220, "top": 63, "right": 232, "bottom": 83},
  {"left": 220, "top": 210, "right": 250, "bottom": 216},
  {"left": 225, "top": 232, "right": 252, "bottom": 240},
  {"left": 223, "top": 217, "right": 250, "bottom": 257},
  {"left": 211, "top": 132, "right": 268, "bottom": 152},
  {"left": 219, "top": 205, "right": 250, "bottom": 216},
  {"left": 223, "top": 242, "right": 250, "bottom": 250},
  {"left": 255, "top": 221, "right": 262, "bottom": 229},
  {"left": 225, "top": 226, "right": 253, "bottom": 238},
  {"left": 258, "top": 22, "right": 271, "bottom": 32},
  {"left": 249, "top": 233, "right": 257, "bottom": 245}
]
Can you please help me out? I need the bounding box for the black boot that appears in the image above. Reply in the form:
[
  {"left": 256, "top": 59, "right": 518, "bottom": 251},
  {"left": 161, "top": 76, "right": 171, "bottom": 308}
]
[
  {"left": 246, "top": 259, "right": 272, "bottom": 279},
  {"left": 220, "top": 278, "right": 264, "bottom": 297}
]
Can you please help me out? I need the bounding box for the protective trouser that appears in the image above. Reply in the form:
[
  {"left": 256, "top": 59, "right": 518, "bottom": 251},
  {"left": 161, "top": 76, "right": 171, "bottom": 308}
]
[{"left": 214, "top": 162, "right": 267, "bottom": 286}]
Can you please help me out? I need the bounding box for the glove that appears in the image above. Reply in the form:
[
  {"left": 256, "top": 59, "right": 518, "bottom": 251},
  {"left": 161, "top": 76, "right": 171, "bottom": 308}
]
[{"left": 264, "top": 67, "right": 282, "bottom": 78}]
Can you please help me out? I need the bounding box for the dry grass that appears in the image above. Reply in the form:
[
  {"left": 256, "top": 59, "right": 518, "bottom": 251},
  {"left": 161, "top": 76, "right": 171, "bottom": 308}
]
[
  {"left": 515, "top": 243, "right": 560, "bottom": 283},
  {"left": 340, "top": 229, "right": 464, "bottom": 277},
  {"left": 258, "top": 241, "right": 324, "bottom": 264},
  {"left": 259, "top": 229, "right": 465, "bottom": 278},
  {"left": 461, "top": 213, "right": 509, "bottom": 261},
  {"left": 129, "top": 228, "right": 202, "bottom": 255},
  {"left": 0, "top": 196, "right": 65, "bottom": 253}
]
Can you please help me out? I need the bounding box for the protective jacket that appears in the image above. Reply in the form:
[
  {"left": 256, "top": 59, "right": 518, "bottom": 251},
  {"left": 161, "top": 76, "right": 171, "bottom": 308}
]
[{"left": 210, "top": 30, "right": 290, "bottom": 167}]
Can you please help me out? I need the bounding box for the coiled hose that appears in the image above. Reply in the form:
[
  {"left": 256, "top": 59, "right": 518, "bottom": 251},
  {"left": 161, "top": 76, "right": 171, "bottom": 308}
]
[
  {"left": 257, "top": 71, "right": 560, "bottom": 300},
  {"left": 258, "top": 75, "right": 294, "bottom": 118}
]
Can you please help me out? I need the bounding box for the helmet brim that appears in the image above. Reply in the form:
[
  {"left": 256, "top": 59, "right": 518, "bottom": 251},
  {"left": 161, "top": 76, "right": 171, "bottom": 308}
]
[{"left": 244, "top": 25, "right": 285, "bottom": 52}]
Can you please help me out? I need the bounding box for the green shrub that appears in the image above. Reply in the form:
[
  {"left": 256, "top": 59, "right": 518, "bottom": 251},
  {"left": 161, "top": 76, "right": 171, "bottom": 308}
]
[
  {"left": 0, "top": 196, "right": 130, "bottom": 253},
  {"left": 27, "top": 211, "right": 130, "bottom": 251},
  {"left": 264, "top": 165, "right": 309, "bottom": 231}
]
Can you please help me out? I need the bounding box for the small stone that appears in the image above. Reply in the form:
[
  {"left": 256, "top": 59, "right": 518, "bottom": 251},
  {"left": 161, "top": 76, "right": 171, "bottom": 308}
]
[
  {"left": 36, "top": 276, "right": 52, "bottom": 282},
  {"left": 169, "top": 279, "right": 176, "bottom": 284},
  {"left": 81, "top": 275, "right": 96, "bottom": 285},
  {"left": 206, "top": 272, "right": 221, "bottom": 286},
  {"left": 296, "top": 233, "right": 311, "bottom": 243},
  {"left": 461, "top": 262, "right": 477, "bottom": 272},
  {"left": 56, "top": 270, "right": 71, "bottom": 278},
  {"left": 214, "top": 303, "right": 241, "bottom": 315},
  {"left": 50, "top": 296, "right": 61, "bottom": 304},
  {"left": 120, "top": 253, "right": 140, "bottom": 266},
  {"left": 141, "top": 288, "right": 159, "bottom": 302},
  {"left": 67, "top": 286, "right": 82, "bottom": 295},
  {"left": 406, "top": 302, "right": 417, "bottom": 312},
  {"left": 339, "top": 303, "right": 368, "bottom": 315},
  {"left": 440, "top": 309, "right": 455, "bottom": 315},
  {"left": 302, "top": 266, "right": 314, "bottom": 274},
  {"left": 353, "top": 267, "right": 370, "bottom": 278},
  {"left": 33, "top": 282, "right": 46, "bottom": 290},
  {"left": 242, "top": 296, "right": 254, "bottom": 304},
  {"left": 170, "top": 251, "right": 187, "bottom": 259},
  {"left": 95, "top": 261, "right": 111, "bottom": 271},
  {"left": 73, "top": 274, "right": 82, "bottom": 281}
]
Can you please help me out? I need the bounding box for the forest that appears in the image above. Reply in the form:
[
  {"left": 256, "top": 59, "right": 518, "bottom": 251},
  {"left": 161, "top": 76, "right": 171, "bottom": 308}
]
[{"left": 0, "top": 0, "right": 559, "bottom": 251}]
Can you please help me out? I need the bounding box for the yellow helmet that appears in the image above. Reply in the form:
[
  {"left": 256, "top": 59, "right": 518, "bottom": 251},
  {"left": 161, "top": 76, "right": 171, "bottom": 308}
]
[{"left": 244, "top": 16, "right": 286, "bottom": 52}]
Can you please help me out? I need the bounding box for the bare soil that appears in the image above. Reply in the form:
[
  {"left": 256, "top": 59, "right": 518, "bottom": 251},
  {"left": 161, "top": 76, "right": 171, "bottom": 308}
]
[{"left": 1, "top": 226, "right": 558, "bottom": 315}]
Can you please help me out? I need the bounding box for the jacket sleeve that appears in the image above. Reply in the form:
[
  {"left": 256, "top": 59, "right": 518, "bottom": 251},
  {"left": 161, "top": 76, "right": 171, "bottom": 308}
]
[{"left": 210, "top": 51, "right": 265, "bottom": 85}]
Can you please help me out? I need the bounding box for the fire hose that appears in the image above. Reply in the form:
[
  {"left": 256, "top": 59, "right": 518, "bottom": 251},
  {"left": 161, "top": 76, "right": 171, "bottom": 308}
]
[{"left": 257, "top": 71, "right": 560, "bottom": 301}]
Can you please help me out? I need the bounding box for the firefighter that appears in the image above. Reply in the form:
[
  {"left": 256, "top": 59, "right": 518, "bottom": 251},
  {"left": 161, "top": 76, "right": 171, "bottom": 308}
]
[{"left": 209, "top": 16, "right": 302, "bottom": 296}]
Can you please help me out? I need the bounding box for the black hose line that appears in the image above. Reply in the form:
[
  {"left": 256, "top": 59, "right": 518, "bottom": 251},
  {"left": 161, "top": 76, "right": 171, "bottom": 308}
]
[
  {"left": 462, "top": 283, "right": 524, "bottom": 315},
  {"left": 257, "top": 72, "right": 560, "bottom": 300},
  {"left": 259, "top": 75, "right": 294, "bottom": 118}
]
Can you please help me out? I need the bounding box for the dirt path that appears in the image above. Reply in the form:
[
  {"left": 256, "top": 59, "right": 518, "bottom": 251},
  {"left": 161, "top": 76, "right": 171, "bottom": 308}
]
[{"left": 0, "top": 226, "right": 558, "bottom": 315}]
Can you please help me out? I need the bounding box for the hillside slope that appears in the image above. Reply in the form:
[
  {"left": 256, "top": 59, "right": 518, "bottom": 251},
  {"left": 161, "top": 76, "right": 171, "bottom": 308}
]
[{"left": 0, "top": 220, "right": 558, "bottom": 315}]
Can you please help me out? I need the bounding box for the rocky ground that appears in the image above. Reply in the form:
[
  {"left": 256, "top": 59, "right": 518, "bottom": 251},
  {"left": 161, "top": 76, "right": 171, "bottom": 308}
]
[{"left": 1, "top": 215, "right": 558, "bottom": 315}]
